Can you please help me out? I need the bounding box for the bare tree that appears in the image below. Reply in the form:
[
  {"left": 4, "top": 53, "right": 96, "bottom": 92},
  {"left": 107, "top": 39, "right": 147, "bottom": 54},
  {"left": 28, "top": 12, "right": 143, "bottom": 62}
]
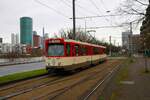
[
  {"left": 116, "top": 0, "right": 148, "bottom": 26},
  {"left": 57, "top": 28, "right": 93, "bottom": 42},
  {"left": 140, "top": 0, "right": 150, "bottom": 49}
]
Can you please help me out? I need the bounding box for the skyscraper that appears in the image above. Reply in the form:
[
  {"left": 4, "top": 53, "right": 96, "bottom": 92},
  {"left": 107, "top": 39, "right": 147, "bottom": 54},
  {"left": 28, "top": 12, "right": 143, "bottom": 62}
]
[
  {"left": 11, "top": 33, "right": 19, "bottom": 45},
  {"left": 20, "top": 17, "right": 33, "bottom": 46},
  {"left": 122, "top": 31, "right": 132, "bottom": 50},
  {"left": 0, "top": 38, "right": 2, "bottom": 43},
  {"left": 33, "top": 31, "right": 40, "bottom": 47}
]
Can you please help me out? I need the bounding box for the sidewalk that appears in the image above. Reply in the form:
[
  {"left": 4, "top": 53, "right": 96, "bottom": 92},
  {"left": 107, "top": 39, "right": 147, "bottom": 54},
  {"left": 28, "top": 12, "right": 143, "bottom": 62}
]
[
  {"left": 0, "top": 57, "right": 44, "bottom": 66},
  {"left": 101, "top": 58, "right": 150, "bottom": 100}
]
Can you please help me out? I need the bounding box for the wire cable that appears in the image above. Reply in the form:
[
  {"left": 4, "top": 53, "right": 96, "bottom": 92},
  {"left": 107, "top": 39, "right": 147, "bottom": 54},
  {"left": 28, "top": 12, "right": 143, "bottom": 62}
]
[
  {"left": 88, "top": 0, "right": 111, "bottom": 23},
  {"left": 65, "top": 0, "right": 99, "bottom": 15},
  {"left": 34, "top": 0, "right": 69, "bottom": 18}
]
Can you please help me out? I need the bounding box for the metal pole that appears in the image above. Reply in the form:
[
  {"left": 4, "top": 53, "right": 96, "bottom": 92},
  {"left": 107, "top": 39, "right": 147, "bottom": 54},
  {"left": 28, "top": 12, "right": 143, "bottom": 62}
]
[
  {"left": 144, "top": 39, "right": 149, "bottom": 73},
  {"left": 114, "top": 40, "right": 116, "bottom": 46},
  {"left": 73, "top": 0, "right": 76, "bottom": 40},
  {"left": 130, "top": 22, "right": 133, "bottom": 56},
  {"left": 43, "top": 27, "right": 45, "bottom": 48},
  {"left": 144, "top": 56, "right": 148, "bottom": 73},
  {"left": 42, "top": 27, "right": 45, "bottom": 56},
  {"left": 109, "top": 36, "right": 112, "bottom": 56},
  {"left": 85, "top": 18, "right": 86, "bottom": 34}
]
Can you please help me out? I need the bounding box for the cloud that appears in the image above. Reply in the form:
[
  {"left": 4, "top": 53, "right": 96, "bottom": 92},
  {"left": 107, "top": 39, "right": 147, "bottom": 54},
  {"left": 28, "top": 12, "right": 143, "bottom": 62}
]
[{"left": 0, "top": 0, "right": 126, "bottom": 44}]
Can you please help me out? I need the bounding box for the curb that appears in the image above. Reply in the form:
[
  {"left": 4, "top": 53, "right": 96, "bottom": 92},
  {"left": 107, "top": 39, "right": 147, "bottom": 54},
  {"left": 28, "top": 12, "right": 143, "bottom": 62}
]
[{"left": 0, "top": 60, "right": 44, "bottom": 67}]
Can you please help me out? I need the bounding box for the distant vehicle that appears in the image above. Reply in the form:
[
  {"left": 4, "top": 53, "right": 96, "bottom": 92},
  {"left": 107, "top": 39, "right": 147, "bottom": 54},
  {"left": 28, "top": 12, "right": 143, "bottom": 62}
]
[{"left": 44, "top": 38, "right": 107, "bottom": 73}]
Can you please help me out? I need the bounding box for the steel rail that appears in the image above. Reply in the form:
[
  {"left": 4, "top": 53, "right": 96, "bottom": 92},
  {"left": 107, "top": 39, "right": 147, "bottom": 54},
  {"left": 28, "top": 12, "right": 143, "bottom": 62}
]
[
  {"left": 0, "top": 74, "right": 50, "bottom": 91},
  {"left": 33, "top": 66, "right": 108, "bottom": 100},
  {"left": 83, "top": 64, "right": 122, "bottom": 100},
  {"left": 0, "top": 76, "right": 61, "bottom": 99}
]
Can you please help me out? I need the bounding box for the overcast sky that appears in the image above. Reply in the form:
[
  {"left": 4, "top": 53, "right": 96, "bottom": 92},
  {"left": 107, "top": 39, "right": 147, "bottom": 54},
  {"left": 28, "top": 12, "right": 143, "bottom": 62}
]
[{"left": 0, "top": 0, "right": 142, "bottom": 45}]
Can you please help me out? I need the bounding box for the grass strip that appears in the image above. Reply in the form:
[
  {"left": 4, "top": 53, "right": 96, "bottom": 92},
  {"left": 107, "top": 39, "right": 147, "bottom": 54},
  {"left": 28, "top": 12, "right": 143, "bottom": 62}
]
[
  {"left": 0, "top": 69, "right": 47, "bottom": 85},
  {"left": 115, "top": 57, "right": 134, "bottom": 85}
]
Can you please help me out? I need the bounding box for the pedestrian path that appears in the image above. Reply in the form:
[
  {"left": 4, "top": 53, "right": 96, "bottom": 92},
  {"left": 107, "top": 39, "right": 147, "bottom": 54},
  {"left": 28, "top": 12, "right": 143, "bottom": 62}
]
[
  {"left": 0, "top": 62, "right": 45, "bottom": 76},
  {"left": 101, "top": 58, "right": 150, "bottom": 100}
]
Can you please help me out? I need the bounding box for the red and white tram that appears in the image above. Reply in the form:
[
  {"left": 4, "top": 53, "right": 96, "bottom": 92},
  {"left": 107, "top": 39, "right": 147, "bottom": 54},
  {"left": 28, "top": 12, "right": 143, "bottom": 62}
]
[{"left": 45, "top": 38, "right": 107, "bottom": 73}]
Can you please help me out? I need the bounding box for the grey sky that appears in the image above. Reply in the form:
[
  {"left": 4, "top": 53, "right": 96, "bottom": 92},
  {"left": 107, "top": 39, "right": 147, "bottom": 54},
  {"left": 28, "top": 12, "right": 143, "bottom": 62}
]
[{"left": 0, "top": 0, "right": 141, "bottom": 45}]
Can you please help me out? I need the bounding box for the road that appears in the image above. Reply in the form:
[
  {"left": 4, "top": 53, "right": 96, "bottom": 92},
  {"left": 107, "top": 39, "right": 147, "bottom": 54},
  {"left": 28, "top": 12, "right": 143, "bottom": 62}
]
[
  {"left": 0, "top": 62, "right": 45, "bottom": 76},
  {"left": 0, "top": 57, "right": 126, "bottom": 77}
]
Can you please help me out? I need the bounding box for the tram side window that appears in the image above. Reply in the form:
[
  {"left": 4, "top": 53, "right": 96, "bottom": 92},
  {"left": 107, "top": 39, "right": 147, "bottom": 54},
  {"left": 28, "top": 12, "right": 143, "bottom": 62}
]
[
  {"left": 81, "top": 47, "right": 87, "bottom": 56},
  {"left": 93, "top": 47, "right": 99, "bottom": 55},
  {"left": 66, "top": 44, "right": 70, "bottom": 56},
  {"left": 75, "top": 45, "right": 79, "bottom": 56}
]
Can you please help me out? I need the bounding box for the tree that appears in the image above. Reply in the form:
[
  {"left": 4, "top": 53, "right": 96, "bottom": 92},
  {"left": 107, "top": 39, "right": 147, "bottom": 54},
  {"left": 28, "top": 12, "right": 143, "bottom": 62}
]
[
  {"left": 116, "top": 0, "right": 148, "bottom": 26},
  {"left": 54, "top": 28, "right": 121, "bottom": 55},
  {"left": 140, "top": 0, "right": 150, "bottom": 49},
  {"left": 57, "top": 28, "right": 93, "bottom": 42}
]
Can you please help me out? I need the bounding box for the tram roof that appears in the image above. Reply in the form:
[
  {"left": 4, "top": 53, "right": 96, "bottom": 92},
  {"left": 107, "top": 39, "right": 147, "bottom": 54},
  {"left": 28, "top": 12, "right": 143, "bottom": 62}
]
[{"left": 65, "top": 39, "right": 106, "bottom": 48}]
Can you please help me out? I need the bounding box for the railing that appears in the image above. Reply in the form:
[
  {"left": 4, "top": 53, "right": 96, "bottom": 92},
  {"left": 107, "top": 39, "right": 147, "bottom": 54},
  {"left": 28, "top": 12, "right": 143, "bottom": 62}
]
[{"left": 0, "top": 57, "right": 44, "bottom": 66}]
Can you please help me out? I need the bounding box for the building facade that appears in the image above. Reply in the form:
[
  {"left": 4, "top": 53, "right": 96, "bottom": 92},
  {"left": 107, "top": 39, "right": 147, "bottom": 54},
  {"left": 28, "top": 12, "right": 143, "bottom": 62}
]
[
  {"left": 33, "top": 34, "right": 40, "bottom": 48},
  {"left": 1, "top": 43, "right": 12, "bottom": 53},
  {"left": 20, "top": 17, "right": 33, "bottom": 46},
  {"left": 11, "top": 33, "right": 19, "bottom": 45},
  {"left": 122, "top": 31, "right": 132, "bottom": 51},
  {"left": 131, "top": 34, "right": 142, "bottom": 53},
  {"left": 0, "top": 38, "right": 2, "bottom": 43}
]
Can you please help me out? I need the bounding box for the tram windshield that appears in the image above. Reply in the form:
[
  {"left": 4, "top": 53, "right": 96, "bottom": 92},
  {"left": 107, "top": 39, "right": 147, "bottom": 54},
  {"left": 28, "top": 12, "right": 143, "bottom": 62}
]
[{"left": 47, "top": 44, "right": 64, "bottom": 56}]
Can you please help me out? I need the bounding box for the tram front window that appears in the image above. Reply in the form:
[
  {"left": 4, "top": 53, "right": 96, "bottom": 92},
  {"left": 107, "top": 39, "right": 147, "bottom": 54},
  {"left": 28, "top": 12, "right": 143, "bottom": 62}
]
[{"left": 48, "top": 44, "right": 64, "bottom": 56}]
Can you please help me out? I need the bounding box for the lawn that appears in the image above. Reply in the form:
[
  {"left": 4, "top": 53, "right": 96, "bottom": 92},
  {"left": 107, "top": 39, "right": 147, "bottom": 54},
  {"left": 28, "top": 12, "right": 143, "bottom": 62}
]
[{"left": 0, "top": 69, "right": 47, "bottom": 85}]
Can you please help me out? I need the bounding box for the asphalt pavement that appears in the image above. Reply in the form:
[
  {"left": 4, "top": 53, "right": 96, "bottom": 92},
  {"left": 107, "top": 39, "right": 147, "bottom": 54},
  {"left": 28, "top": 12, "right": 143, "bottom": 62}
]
[
  {"left": 0, "top": 62, "right": 45, "bottom": 76},
  {"left": 101, "top": 58, "right": 150, "bottom": 100}
]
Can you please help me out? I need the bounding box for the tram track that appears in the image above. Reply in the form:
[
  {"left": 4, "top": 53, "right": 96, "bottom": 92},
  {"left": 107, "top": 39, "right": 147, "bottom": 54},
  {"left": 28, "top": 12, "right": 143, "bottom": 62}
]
[
  {"left": 82, "top": 63, "right": 121, "bottom": 100},
  {"left": 32, "top": 67, "right": 108, "bottom": 100},
  {"left": 0, "top": 74, "right": 49, "bottom": 91},
  {"left": 31, "top": 60, "right": 120, "bottom": 100},
  {"left": 0, "top": 59, "right": 123, "bottom": 100},
  {"left": 0, "top": 74, "right": 61, "bottom": 99},
  {"left": 41, "top": 60, "right": 123, "bottom": 100}
]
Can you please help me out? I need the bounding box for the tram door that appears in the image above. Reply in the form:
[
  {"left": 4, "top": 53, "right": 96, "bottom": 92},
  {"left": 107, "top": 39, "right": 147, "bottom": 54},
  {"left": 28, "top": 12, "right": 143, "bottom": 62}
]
[{"left": 75, "top": 45, "right": 79, "bottom": 56}]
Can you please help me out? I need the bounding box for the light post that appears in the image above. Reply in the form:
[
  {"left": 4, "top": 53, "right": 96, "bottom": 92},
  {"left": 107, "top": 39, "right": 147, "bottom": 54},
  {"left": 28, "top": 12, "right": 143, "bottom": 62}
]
[
  {"left": 73, "top": 0, "right": 76, "bottom": 40},
  {"left": 109, "top": 36, "right": 112, "bottom": 56},
  {"left": 143, "top": 37, "right": 149, "bottom": 73},
  {"left": 87, "top": 30, "right": 96, "bottom": 43}
]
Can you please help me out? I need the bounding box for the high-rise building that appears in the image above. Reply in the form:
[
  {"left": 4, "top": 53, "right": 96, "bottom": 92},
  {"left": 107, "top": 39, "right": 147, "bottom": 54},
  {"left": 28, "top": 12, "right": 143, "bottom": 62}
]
[
  {"left": 1, "top": 43, "right": 12, "bottom": 53},
  {"left": 33, "top": 32, "right": 40, "bottom": 48},
  {"left": 33, "top": 31, "right": 37, "bottom": 35},
  {"left": 44, "top": 33, "right": 49, "bottom": 39},
  {"left": 16, "top": 34, "right": 19, "bottom": 44},
  {"left": 0, "top": 38, "right": 2, "bottom": 43},
  {"left": 122, "top": 31, "right": 132, "bottom": 51},
  {"left": 131, "top": 34, "right": 142, "bottom": 53},
  {"left": 20, "top": 17, "right": 33, "bottom": 46},
  {"left": 11, "top": 33, "right": 19, "bottom": 45}
]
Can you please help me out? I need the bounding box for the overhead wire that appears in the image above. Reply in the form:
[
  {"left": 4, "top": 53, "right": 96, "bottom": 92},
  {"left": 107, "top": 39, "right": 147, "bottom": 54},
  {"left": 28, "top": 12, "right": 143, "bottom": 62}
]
[
  {"left": 65, "top": 0, "right": 100, "bottom": 15},
  {"left": 34, "top": 0, "right": 69, "bottom": 18},
  {"left": 61, "top": 0, "right": 72, "bottom": 8},
  {"left": 59, "top": 0, "right": 86, "bottom": 16},
  {"left": 88, "top": 0, "right": 102, "bottom": 14},
  {"left": 88, "top": 0, "right": 112, "bottom": 25}
]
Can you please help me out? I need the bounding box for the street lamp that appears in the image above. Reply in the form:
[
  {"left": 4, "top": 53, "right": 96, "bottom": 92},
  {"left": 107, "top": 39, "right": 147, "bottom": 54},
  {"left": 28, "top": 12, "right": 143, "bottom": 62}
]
[
  {"left": 143, "top": 37, "right": 149, "bottom": 73},
  {"left": 73, "top": 0, "right": 76, "bottom": 40}
]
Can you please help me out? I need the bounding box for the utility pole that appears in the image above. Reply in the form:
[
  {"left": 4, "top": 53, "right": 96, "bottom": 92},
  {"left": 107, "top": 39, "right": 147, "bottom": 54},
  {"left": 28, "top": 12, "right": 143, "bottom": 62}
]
[
  {"left": 84, "top": 19, "right": 87, "bottom": 34},
  {"left": 114, "top": 40, "right": 116, "bottom": 46},
  {"left": 143, "top": 37, "right": 149, "bottom": 73},
  {"left": 42, "top": 27, "right": 45, "bottom": 55},
  {"left": 109, "top": 36, "right": 112, "bottom": 56},
  {"left": 43, "top": 27, "right": 45, "bottom": 48},
  {"left": 73, "top": 0, "right": 76, "bottom": 40},
  {"left": 129, "top": 22, "right": 133, "bottom": 56},
  {"left": 118, "top": 42, "right": 119, "bottom": 47}
]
